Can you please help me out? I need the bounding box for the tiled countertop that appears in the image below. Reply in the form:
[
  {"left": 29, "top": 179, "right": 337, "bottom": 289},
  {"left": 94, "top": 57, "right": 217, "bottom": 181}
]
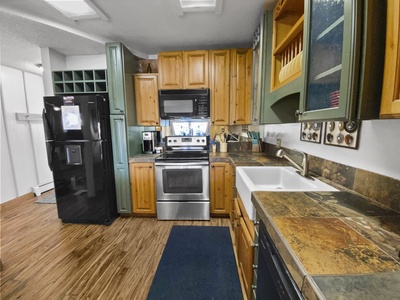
[
  {"left": 131, "top": 151, "right": 400, "bottom": 299},
  {"left": 252, "top": 190, "right": 400, "bottom": 299}
]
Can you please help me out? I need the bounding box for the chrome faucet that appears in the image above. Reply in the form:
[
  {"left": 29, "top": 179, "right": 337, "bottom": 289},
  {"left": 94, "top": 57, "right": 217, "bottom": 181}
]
[{"left": 276, "top": 149, "right": 310, "bottom": 178}]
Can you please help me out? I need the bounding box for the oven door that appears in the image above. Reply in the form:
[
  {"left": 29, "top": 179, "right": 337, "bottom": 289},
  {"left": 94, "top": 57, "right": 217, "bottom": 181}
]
[{"left": 155, "top": 161, "right": 209, "bottom": 201}]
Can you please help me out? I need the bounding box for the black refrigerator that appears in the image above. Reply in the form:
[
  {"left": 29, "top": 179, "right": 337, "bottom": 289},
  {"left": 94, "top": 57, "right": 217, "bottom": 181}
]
[{"left": 43, "top": 94, "right": 118, "bottom": 225}]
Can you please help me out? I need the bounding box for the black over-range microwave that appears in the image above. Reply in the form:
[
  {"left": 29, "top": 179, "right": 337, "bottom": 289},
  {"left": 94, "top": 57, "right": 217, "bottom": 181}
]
[{"left": 158, "top": 89, "right": 210, "bottom": 119}]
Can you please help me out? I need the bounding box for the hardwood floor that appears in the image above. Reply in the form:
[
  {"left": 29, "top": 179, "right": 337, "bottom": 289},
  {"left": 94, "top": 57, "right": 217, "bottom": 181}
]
[{"left": 0, "top": 192, "right": 231, "bottom": 299}]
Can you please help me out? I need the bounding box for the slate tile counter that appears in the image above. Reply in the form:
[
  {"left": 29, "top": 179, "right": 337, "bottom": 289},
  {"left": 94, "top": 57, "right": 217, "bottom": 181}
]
[
  {"left": 209, "top": 151, "right": 287, "bottom": 167},
  {"left": 129, "top": 154, "right": 160, "bottom": 163},
  {"left": 252, "top": 191, "right": 400, "bottom": 300}
]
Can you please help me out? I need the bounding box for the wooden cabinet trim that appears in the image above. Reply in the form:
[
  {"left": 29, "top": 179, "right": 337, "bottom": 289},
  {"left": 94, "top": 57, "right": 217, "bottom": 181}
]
[
  {"left": 237, "top": 193, "right": 255, "bottom": 241},
  {"left": 380, "top": 0, "right": 400, "bottom": 118}
]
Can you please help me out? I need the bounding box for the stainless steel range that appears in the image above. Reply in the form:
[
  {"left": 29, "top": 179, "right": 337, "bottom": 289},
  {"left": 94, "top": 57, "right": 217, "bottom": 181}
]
[{"left": 155, "top": 136, "right": 210, "bottom": 220}]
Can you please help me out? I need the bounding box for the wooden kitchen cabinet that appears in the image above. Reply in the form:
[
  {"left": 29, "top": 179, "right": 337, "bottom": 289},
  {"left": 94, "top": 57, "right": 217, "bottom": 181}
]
[
  {"left": 380, "top": 0, "right": 400, "bottom": 118},
  {"left": 134, "top": 74, "right": 160, "bottom": 126},
  {"left": 210, "top": 49, "right": 231, "bottom": 125},
  {"left": 158, "top": 51, "right": 183, "bottom": 89},
  {"left": 230, "top": 49, "right": 253, "bottom": 125},
  {"left": 210, "top": 162, "right": 233, "bottom": 216},
  {"left": 231, "top": 194, "right": 255, "bottom": 300},
  {"left": 158, "top": 50, "right": 208, "bottom": 89},
  {"left": 238, "top": 217, "right": 254, "bottom": 300},
  {"left": 183, "top": 50, "right": 209, "bottom": 88},
  {"left": 231, "top": 197, "right": 242, "bottom": 247},
  {"left": 260, "top": 10, "right": 303, "bottom": 124},
  {"left": 129, "top": 162, "right": 156, "bottom": 215}
]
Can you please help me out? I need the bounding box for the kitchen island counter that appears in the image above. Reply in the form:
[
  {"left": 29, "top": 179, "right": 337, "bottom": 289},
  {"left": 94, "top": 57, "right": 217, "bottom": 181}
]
[{"left": 252, "top": 190, "right": 400, "bottom": 299}]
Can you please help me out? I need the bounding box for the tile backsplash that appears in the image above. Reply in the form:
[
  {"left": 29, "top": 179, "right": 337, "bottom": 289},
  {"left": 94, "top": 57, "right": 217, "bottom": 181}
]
[{"left": 264, "top": 142, "right": 400, "bottom": 213}]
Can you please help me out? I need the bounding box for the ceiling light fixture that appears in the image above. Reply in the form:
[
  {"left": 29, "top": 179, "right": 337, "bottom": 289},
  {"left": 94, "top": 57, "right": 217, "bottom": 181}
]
[
  {"left": 179, "top": 0, "right": 223, "bottom": 14},
  {"left": 43, "top": 0, "right": 109, "bottom": 21}
]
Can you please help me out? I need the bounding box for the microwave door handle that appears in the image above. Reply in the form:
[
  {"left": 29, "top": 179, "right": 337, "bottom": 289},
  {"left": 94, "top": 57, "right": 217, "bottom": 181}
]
[{"left": 194, "top": 98, "right": 198, "bottom": 115}]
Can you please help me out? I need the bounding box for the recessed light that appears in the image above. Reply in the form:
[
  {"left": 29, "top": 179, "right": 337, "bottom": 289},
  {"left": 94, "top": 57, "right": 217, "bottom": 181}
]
[
  {"left": 44, "top": 0, "right": 108, "bottom": 21},
  {"left": 179, "top": 0, "right": 222, "bottom": 14}
]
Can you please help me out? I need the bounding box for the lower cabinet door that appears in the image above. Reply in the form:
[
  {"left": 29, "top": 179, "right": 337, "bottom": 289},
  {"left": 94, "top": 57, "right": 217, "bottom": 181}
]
[
  {"left": 233, "top": 199, "right": 242, "bottom": 246},
  {"left": 238, "top": 218, "right": 254, "bottom": 299},
  {"left": 210, "top": 162, "right": 233, "bottom": 215},
  {"left": 130, "top": 162, "right": 156, "bottom": 215},
  {"left": 110, "top": 115, "right": 131, "bottom": 213}
]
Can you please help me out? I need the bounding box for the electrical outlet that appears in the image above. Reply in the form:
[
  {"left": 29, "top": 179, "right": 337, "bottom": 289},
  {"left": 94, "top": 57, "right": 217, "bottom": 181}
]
[
  {"left": 221, "top": 127, "right": 225, "bottom": 133},
  {"left": 276, "top": 138, "right": 281, "bottom": 149}
]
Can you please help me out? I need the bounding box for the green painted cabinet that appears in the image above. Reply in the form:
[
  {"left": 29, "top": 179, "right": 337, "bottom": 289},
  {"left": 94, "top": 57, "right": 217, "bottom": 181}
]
[
  {"left": 260, "top": 0, "right": 385, "bottom": 124},
  {"left": 110, "top": 115, "right": 131, "bottom": 213},
  {"left": 259, "top": 11, "right": 303, "bottom": 124},
  {"left": 299, "top": 0, "right": 385, "bottom": 121},
  {"left": 106, "top": 44, "right": 126, "bottom": 114},
  {"left": 251, "top": 13, "right": 265, "bottom": 125},
  {"left": 106, "top": 42, "right": 138, "bottom": 214}
]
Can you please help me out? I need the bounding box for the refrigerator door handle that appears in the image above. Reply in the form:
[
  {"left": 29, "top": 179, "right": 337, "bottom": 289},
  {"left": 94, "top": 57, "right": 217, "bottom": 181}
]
[
  {"left": 43, "top": 108, "right": 55, "bottom": 171},
  {"left": 42, "top": 108, "right": 54, "bottom": 141},
  {"left": 46, "top": 142, "right": 54, "bottom": 171}
]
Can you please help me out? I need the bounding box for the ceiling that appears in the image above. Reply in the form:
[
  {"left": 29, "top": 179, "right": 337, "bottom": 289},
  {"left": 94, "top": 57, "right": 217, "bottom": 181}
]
[{"left": 0, "top": 0, "right": 275, "bottom": 75}]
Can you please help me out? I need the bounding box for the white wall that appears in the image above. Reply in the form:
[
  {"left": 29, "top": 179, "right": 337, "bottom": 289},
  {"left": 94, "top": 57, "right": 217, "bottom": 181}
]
[
  {"left": 1, "top": 98, "right": 18, "bottom": 202},
  {"left": 263, "top": 119, "right": 400, "bottom": 180},
  {"left": 41, "top": 47, "right": 67, "bottom": 96},
  {"left": 66, "top": 54, "right": 106, "bottom": 70},
  {"left": 0, "top": 66, "right": 51, "bottom": 203},
  {"left": 24, "top": 72, "right": 53, "bottom": 186}
]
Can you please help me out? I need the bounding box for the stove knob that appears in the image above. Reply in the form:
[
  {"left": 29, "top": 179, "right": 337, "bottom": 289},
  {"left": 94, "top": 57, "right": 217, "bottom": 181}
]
[
  {"left": 168, "top": 139, "right": 172, "bottom": 143},
  {"left": 197, "top": 139, "right": 200, "bottom": 142},
  {"left": 173, "top": 140, "right": 177, "bottom": 143}
]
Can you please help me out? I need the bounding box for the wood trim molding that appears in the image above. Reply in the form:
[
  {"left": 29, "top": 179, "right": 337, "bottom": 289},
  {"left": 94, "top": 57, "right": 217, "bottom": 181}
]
[{"left": 0, "top": 192, "right": 35, "bottom": 214}]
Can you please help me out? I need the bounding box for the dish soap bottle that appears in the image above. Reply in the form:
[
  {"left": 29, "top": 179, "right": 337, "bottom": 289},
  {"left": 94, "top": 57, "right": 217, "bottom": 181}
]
[{"left": 147, "top": 63, "right": 152, "bottom": 73}]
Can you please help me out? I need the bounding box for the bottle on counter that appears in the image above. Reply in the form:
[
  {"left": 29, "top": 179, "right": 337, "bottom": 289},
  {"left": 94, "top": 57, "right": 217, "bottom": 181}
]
[{"left": 147, "top": 63, "right": 152, "bottom": 73}]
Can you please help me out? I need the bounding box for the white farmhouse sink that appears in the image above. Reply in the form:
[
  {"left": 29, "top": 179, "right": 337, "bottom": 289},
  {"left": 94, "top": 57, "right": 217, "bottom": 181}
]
[{"left": 236, "top": 166, "right": 338, "bottom": 221}]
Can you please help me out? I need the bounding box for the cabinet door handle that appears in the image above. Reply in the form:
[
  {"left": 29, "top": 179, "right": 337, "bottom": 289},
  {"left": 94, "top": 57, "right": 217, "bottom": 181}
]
[
  {"left": 149, "top": 166, "right": 152, "bottom": 168},
  {"left": 115, "top": 107, "right": 124, "bottom": 113},
  {"left": 295, "top": 110, "right": 303, "bottom": 117},
  {"left": 233, "top": 120, "right": 236, "bottom": 124}
]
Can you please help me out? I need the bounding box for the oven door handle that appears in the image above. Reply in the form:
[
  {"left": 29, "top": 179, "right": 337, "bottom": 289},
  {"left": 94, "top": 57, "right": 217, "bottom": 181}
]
[{"left": 155, "top": 161, "right": 209, "bottom": 166}]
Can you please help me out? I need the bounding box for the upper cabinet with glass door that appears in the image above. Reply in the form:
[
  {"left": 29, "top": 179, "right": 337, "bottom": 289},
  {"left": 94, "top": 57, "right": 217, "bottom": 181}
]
[{"left": 299, "top": 0, "right": 386, "bottom": 121}]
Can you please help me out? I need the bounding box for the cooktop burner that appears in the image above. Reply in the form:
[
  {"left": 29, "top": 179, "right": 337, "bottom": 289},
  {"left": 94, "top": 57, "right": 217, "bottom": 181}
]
[
  {"left": 156, "top": 151, "right": 209, "bottom": 161},
  {"left": 156, "top": 136, "right": 210, "bottom": 162}
]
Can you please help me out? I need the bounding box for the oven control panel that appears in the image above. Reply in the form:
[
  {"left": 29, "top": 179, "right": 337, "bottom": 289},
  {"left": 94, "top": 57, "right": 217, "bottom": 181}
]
[{"left": 166, "top": 136, "right": 208, "bottom": 147}]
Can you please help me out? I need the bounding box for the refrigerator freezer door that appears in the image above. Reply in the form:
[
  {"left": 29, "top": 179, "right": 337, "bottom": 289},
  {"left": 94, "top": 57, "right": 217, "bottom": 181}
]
[
  {"left": 43, "top": 94, "right": 109, "bottom": 142},
  {"left": 52, "top": 140, "right": 117, "bottom": 224}
]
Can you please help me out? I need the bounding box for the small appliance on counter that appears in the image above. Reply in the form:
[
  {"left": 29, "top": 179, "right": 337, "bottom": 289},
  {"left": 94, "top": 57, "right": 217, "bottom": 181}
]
[{"left": 142, "top": 131, "right": 161, "bottom": 154}]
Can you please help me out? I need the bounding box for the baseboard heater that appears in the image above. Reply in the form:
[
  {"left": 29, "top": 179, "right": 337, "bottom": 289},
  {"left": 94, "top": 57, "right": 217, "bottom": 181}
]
[{"left": 32, "top": 182, "right": 54, "bottom": 196}]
